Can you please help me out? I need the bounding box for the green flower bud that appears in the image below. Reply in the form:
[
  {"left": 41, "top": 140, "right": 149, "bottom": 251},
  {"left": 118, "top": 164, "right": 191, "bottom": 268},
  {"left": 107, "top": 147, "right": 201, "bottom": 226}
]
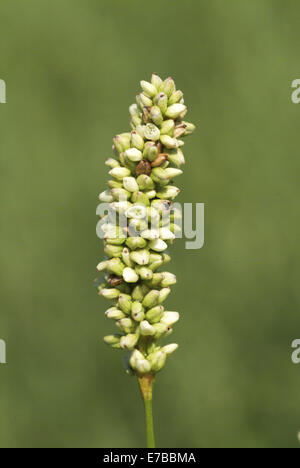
[
  {"left": 151, "top": 167, "right": 169, "bottom": 184},
  {"left": 140, "top": 80, "right": 157, "bottom": 98},
  {"left": 130, "top": 249, "right": 150, "bottom": 266},
  {"left": 160, "top": 134, "right": 178, "bottom": 149},
  {"left": 123, "top": 267, "right": 139, "bottom": 283},
  {"left": 96, "top": 260, "right": 109, "bottom": 272},
  {"left": 129, "top": 103, "right": 139, "bottom": 117},
  {"left": 149, "top": 258, "right": 164, "bottom": 272},
  {"left": 142, "top": 290, "right": 160, "bottom": 308},
  {"left": 122, "top": 247, "right": 134, "bottom": 267},
  {"left": 162, "top": 253, "right": 171, "bottom": 264},
  {"left": 161, "top": 311, "right": 179, "bottom": 326},
  {"left": 104, "top": 334, "right": 121, "bottom": 345},
  {"left": 144, "top": 123, "right": 160, "bottom": 142},
  {"left": 104, "top": 244, "right": 123, "bottom": 258},
  {"left": 108, "top": 179, "right": 123, "bottom": 189},
  {"left": 165, "top": 103, "right": 186, "bottom": 119},
  {"left": 131, "top": 115, "right": 142, "bottom": 127},
  {"left": 152, "top": 322, "right": 168, "bottom": 338},
  {"left": 150, "top": 106, "right": 163, "bottom": 126},
  {"left": 160, "top": 77, "right": 175, "bottom": 97},
  {"left": 105, "top": 307, "right": 126, "bottom": 320},
  {"left": 148, "top": 238, "right": 168, "bottom": 252},
  {"left": 182, "top": 121, "right": 196, "bottom": 135},
  {"left": 169, "top": 90, "right": 183, "bottom": 105},
  {"left": 159, "top": 227, "right": 175, "bottom": 240},
  {"left": 140, "top": 320, "right": 156, "bottom": 336},
  {"left": 118, "top": 294, "right": 132, "bottom": 315},
  {"left": 126, "top": 237, "right": 147, "bottom": 250},
  {"left": 131, "top": 131, "right": 144, "bottom": 151},
  {"left": 156, "top": 185, "right": 180, "bottom": 200},
  {"left": 151, "top": 73, "right": 163, "bottom": 89},
  {"left": 136, "top": 174, "right": 155, "bottom": 190},
  {"left": 131, "top": 301, "right": 145, "bottom": 322},
  {"left": 147, "top": 350, "right": 167, "bottom": 372},
  {"left": 110, "top": 187, "right": 131, "bottom": 200},
  {"left": 136, "top": 266, "right": 153, "bottom": 281},
  {"left": 166, "top": 148, "right": 185, "bottom": 167},
  {"left": 141, "top": 229, "right": 159, "bottom": 240},
  {"left": 109, "top": 167, "right": 131, "bottom": 180},
  {"left": 105, "top": 158, "right": 120, "bottom": 169},
  {"left": 99, "top": 189, "right": 114, "bottom": 203},
  {"left": 158, "top": 288, "right": 171, "bottom": 304},
  {"left": 161, "top": 272, "right": 177, "bottom": 287},
  {"left": 135, "top": 359, "right": 151, "bottom": 374},
  {"left": 145, "top": 272, "right": 163, "bottom": 288},
  {"left": 107, "top": 258, "right": 125, "bottom": 276},
  {"left": 145, "top": 190, "right": 156, "bottom": 199},
  {"left": 100, "top": 288, "right": 120, "bottom": 299},
  {"left": 164, "top": 168, "right": 183, "bottom": 179},
  {"left": 135, "top": 124, "right": 146, "bottom": 138},
  {"left": 131, "top": 191, "right": 150, "bottom": 206},
  {"left": 129, "top": 349, "right": 144, "bottom": 369},
  {"left": 143, "top": 142, "right": 158, "bottom": 162},
  {"left": 120, "top": 333, "right": 139, "bottom": 350},
  {"left": 160, "top": 119, "right": 175, "bottom": 136},
  {"left": 123, "top": 176, "right": 139, "bottom": 192},
  {"left": 162, "top": 343, "right": 178, "bottom": 355},
  {"left": 106, "top": 236, "right": 126, "bottom": 246},
  {"left": 113, "top": 135, "right": 124, "bottom": 153},
  {"left": 145, "top": 305, "right": 164, "bottom": 323},
  {"left": 154, "top": 92, "right": 168, "bottom": 114},
  {"left": 132, "top": 284, "right": 150, "bottom": 302},
  {"left": 110, "top": 201, "right": 132, "bottom": 215},
  {"left": 124, "top": 148, "right": 143, "bottom": 162},
  {"left": 137, "top": 93, "right": 152, "bottom": 108}
]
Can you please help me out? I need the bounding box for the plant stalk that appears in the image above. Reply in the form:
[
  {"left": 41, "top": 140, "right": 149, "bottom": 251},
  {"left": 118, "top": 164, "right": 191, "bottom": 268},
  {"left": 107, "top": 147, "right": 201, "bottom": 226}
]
[{"left": 138, "top": 373, "right": 155, "bottom": 448}]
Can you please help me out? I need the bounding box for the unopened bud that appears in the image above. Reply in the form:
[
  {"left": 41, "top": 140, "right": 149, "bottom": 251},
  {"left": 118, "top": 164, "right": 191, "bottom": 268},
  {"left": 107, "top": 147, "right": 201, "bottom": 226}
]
[
  {"left": 156, "top": 185, "right": 180, "bottom": 200},
  {"left": 169, "top": 90, "right": 183, "bottom": 105},
  {"left": 158, "top": 288, "right": 171, "bottom": 304},
  {"left": 182, "top": 121, "right": 196, "bottom": 135},
  {"left": 131, "top": 131, "right": 144, "bottom": 150},
  {"left": 126, "top": 237, "right": 147, "bottom": 250},
  {"left": 162, "top": 343, "right": 178, "bottom": 355},
  {"left": 151, "top": 73, "right": 163, "bottom": 90},
  {"left": 166, "top": 148, "right": 185, "bottom": 167},
  {"left": 104, "top": 244, "right": 123, "bottom": 258},
  {"left": 161, "top": 311, "right": 179, "bottom": 326},
  {"left": 136, "top": 174, "right": 155, "bottom": 190},
  {"left": 123, "top": 267, "right": 139, "bottom": 283},
  {"left": 154, "top": 92, "right": 168, "bottom": 114},
  {"left": 140, "top": 320, "right": 156, "bottom": 336},
  {"left": 174, "top": 123, "right": 187, "bottom": 138},
  {"left": 137, "top": 93, "right": 152, "bottom": 108},
  {"left": 140, "top": 80, "right": 157, "bottom": 98},
  {"left": 118, "top": 317, "right": 134, "bottom": 333},
  {"left": 104, "top": 334, "right": 121, "bottom": 345},
  {"left": 130, "top": 249, "right": 150, "bottom": 266},
  {"left": 123, "top": 177, "right": 139, "bottom": 192},
  {"left": 145, "top": 305, "right": 164, "bottom": 323},
  {"left": 142, "top": 290, "right": 160, "bottom": 308},
  {"left": 107, "top": 258, "right": 125, "bottom": 276},
  {"left": 124, "top": 148, "right": 143, "bottom": 162},
  {"left": 141, "top": 229, "right": 159, "bottom": 240},
  {"left": 131, "top": 191, "right": 150, "bottom": 206},
  {"left": 159, "top": 227, "right": 175, "bottom": 240},
  {"left": 118, "top": 294, "right": 132, "bottom": 314},
  {"left": 161, "top": 272, "right": 177, "bottom": 287},
  {"left": 160, "top": 119, "right": 175, "bottom": 136},
  {"left": 109, "top": 167, "right": 131, "bottom": 180},
  {"left": 135, "top": 359, "right": 151, "bottom": 374},
  {"left": 148, "top": 350, "right": 167, "bottom": 372},
  {"left": 165, "top": 103, "right": 186, "bottom": 119},
  {"left": 131, "top": 301, "right": 145, "bottom": 322},
  {"left": 100, "top": 288, "right": 120, "bottom": 299},
  {"left": 148, "top": 238, "right": 168, "bottom": 252},
  {"left": 105, "top": 158, "right": 120, "bottom": 169},
  {"left": 120, "top": 333, "right": 139, "bottom": 350},
  {"left": 136, "top": 266, "right": 153, "bottom": 281},
  {"left": 160, "top": 135, "right": 178, "bottom": 149},
  {"left": 105, "top": 308, "right": 125, "bottom": 320},
  {"left": 150, "top": 106, "right": 163, "bottom": 126}
]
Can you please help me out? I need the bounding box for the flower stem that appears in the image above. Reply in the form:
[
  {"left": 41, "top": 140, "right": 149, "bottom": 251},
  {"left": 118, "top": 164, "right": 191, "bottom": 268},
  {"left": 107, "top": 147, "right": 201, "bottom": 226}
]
[{"left": 138, "top": 374, "right": 155, "bottom": 448}]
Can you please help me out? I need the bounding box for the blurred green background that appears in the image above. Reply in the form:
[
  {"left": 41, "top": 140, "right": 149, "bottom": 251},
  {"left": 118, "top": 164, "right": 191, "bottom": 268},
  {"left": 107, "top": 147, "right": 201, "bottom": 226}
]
[{"left": 0, "top": 0, "right": 299, "bottom": 448}]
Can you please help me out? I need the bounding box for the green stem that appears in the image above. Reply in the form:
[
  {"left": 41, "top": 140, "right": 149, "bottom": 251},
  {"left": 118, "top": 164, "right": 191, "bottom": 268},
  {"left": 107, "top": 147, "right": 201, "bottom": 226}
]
[{"left": 138, "top": 374, "right": 155, "bottom": 448}]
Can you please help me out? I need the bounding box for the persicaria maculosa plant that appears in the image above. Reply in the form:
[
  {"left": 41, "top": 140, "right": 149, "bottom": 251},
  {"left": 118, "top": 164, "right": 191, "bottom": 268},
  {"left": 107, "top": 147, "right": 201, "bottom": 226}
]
[{"left": 96, "top": 74, "right": 195, "bottom": 447}]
